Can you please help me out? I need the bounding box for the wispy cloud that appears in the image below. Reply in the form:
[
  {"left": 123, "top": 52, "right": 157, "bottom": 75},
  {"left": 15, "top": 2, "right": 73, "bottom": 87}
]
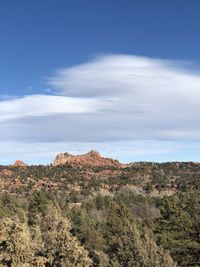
[
  {"left": 47, "top": 54, "right": 200, "bottom": 141},
  {"left": 0, "top": 54, "right": 200, "bottom": 163},
  {"left": 0, "top": 95, "right": 99, "bottom": 122}
]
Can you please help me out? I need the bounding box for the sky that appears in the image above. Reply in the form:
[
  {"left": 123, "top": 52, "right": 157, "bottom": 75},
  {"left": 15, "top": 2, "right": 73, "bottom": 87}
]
[{"left": 0, "top": 0, "right": 200, "bottom": 164}]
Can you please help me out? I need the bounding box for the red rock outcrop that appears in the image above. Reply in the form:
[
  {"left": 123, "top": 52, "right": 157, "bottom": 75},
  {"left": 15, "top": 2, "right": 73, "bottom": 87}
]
[
  {"left": 13, "top": 160, "right": 27, "bottom": 167},
  {"left": 52, "top": 150, "right": 123, "bottom": 167}
]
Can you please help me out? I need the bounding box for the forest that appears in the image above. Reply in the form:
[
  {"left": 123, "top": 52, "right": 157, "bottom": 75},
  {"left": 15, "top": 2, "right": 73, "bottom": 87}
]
[{"left": 0, "top": 162, "right": 200, "bottom": 266}]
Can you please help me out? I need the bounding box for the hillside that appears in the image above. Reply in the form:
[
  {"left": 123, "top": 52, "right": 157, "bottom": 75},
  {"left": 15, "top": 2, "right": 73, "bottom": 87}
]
[
  {"left": 1, "top": 159, "right": 200, "bottom": 197},
  {"left": 0, "top": 153, "right": 200, "bottom": 266}
]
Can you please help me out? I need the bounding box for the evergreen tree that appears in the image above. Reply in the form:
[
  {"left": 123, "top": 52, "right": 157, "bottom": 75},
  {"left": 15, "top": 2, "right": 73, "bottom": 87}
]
[
  {"left": 40, "top": 206, "right": 92, "bottom": 267},
  {"left": 0, "top": 217, "right": 32, "bottom": 267},
  {"left": 0, "top": 207, "right": 92, "bottom": 267}
]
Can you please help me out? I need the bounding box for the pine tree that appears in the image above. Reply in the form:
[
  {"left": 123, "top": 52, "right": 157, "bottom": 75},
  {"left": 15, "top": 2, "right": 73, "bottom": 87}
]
[
  {"left": 0, "top": 217, "right": 32, "bottom": 267},
  {"left": 105, "top": 203, "right": 176, "bottom": 267},
  {"left": 40, "top": 206, "right": 92, "bottom": 267},
  {"left": 0, "top": 207, "right": 92, "bottom": 267}
]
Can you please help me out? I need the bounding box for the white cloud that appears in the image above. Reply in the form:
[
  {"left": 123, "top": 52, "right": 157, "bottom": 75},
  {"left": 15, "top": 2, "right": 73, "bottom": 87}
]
[
  {"left": 47, "top": 54, "right": 200, "bottom": 141},
  {"left": 0, "top": 94, "right": 100, "bottom": 122},
  {"left": 0, "top": 54, "right": 200, "bottom": 163}
]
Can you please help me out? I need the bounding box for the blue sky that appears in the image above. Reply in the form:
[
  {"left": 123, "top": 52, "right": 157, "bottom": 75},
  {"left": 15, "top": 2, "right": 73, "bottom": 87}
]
[{"left": 0, "top": 0, "right": 200, "bottom": 164}]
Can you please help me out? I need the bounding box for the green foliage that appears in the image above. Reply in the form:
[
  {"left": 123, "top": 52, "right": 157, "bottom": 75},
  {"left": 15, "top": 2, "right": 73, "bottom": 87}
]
[
  {"left": 0, "top": 194, "right": 26, "bottom": 223},
  {"left": 154, "top": 191, "right": 200, "bottom": 266},
  {"left": 0, "top": 205, "right": 92, "bottom": 267},
  {"left": 0, "top": 162, "right": 200, "bottom": 266},
  {"left": 68, "top": 195, "right": 176, "bottom": 267},
  {"left": 28, "top": 190, "right": 52, "bottom": 225},
  {"left": 0, "top": 217, "right": 32, "bottom": 267}
]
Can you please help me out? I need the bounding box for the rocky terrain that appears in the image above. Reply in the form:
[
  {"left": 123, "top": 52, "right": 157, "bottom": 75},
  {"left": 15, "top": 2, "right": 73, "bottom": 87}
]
[
  {"left": 0, "top": 152, "right": 200, "bottom": 267},
  {"left": 0, "top": 152, "right": 199, "bottom": 199},
  {"left": 52, "top": 150, "right": 124, "bottom": 167},
  {"left": 13, "top": 160, "right": 27, "bottom": 167}
]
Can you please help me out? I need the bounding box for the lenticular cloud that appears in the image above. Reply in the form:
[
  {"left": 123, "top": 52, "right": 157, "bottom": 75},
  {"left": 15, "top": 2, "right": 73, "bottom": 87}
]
[
  {"left": 47, "top": 54, "right": 200, "bottom": 141},
  {"left": 0, "top": 54, "right": 200, "bottom": 162}
]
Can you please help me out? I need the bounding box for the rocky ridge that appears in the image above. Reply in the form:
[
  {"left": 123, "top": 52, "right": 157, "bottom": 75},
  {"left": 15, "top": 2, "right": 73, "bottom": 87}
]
[
  {"left": 52, "top": 150, "right": 123, "bottom": 167},
  {"left": 13, "top": 160, "right": 27, "bottom": 167}
]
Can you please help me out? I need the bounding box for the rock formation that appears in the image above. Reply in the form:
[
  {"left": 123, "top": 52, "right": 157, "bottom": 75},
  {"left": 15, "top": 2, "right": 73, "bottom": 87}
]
[
  {"left": 13, "top": 160, "right": 27, "bottom": 167},
  {"left": 52, "top": 150, "right": 123, "bottom": 167}
]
